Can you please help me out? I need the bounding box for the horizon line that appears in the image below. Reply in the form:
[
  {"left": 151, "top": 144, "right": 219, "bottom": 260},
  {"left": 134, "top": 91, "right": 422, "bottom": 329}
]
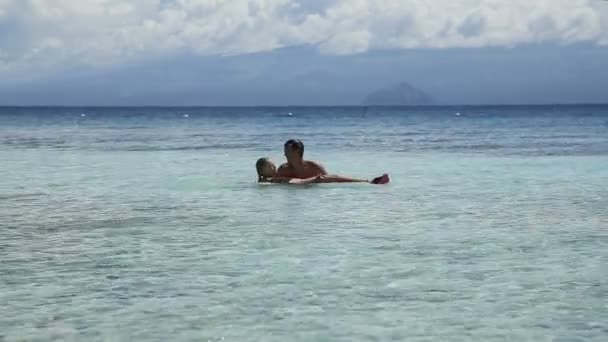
[{"left": 1, "top": 103, "right": 608, "bottom": 108}]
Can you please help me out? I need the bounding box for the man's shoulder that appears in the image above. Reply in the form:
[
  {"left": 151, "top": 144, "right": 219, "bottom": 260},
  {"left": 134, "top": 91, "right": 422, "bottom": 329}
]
[
  {"left": 304, "top": 160, "right": 327, "bottom": 173},
  {"left": 304, "top": 160, "right": 323, "bottom": 167},
  {"left": 277, "top": 163, "right": 291, "bottom": 171},
  {"left": 276, "top": 163, "right": 292, "bottom": 176}
]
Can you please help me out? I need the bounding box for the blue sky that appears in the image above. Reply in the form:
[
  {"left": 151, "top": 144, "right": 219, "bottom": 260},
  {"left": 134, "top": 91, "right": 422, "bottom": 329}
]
[{"left": 1, "top": 0, "right": 608, "bottom": 105}]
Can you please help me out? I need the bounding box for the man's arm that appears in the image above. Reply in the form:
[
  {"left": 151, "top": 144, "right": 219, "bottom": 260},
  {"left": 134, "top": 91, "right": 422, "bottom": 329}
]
[
  {"left": 265, "top": 176, "right": 317, "bottom": 184},
  {"left": 287, "top": 175, "right": 321, "bottom": 184},
  {"left": 269, "top": 176, "right": 293, "bottom": 183}
]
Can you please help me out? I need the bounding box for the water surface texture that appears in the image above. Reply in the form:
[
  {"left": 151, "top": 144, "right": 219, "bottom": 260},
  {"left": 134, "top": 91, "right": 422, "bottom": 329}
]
[{"left": 1, "top": 106, "right": 607, "bottom": 341}]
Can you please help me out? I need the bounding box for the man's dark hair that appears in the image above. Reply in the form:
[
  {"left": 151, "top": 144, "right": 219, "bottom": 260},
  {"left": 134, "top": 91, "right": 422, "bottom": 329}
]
[{"left": 284, "top": 139, "right": 304, "bottom": 157}]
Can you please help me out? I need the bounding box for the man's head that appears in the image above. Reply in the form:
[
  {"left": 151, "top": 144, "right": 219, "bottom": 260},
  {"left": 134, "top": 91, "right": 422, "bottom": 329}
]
[
  {"left": 284, "top": 139, "right": 304, "bottom": 164},
  {"left": 256, "top": 157, "right": 277, "bottom": 180}
]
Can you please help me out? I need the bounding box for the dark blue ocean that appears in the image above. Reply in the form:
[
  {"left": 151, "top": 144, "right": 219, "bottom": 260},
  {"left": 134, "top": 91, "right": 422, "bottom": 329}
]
[{"left": 1, "top": 105, "right": 607, "bottom": 341}]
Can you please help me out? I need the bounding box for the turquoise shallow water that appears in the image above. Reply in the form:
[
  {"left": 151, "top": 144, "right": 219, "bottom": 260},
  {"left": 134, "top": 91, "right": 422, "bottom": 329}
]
[{"left": 1, "top": 106, "right": 607, "bottom": 341}]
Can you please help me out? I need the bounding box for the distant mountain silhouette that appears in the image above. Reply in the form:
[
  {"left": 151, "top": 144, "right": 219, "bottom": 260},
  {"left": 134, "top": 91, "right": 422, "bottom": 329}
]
[
  {"left": 363, "top": 82, "right": 435, "bottom": 106},
  {"left": 3, "top": 45, "right": 608, "bottom": 105}
]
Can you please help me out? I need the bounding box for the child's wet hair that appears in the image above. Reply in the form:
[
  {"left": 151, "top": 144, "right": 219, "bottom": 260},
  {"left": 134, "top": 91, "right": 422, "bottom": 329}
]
[{"left": 256, "top": 157, "right": 276, "bottom": 177}]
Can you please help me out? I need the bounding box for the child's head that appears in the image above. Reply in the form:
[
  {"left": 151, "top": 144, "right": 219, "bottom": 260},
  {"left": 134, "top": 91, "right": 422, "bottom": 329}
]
[{"left": 256, "top": 157, "right": 277, "bottom": 179}]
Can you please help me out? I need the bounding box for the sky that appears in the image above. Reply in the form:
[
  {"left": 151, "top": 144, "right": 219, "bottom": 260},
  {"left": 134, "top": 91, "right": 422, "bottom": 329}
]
[{"left": 1, "top": 0, "right": 608, "bottom": 105}]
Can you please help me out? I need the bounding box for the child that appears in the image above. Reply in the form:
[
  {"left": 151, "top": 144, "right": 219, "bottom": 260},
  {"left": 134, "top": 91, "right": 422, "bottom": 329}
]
[{"left": 256, "top": 157, "right": 390, "bottom": 184}]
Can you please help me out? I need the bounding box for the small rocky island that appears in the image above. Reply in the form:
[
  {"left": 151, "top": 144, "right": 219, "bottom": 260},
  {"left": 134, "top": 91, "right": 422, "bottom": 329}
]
[{"left": 362, "top": 82, "right": 435, "bottom": 106}]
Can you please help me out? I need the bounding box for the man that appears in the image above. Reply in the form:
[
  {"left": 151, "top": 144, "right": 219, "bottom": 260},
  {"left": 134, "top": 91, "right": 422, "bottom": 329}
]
[
  {"left": 275, "top": 139, "right": 328, "bottom": 179},
  {"left": 274, "top": 139, "right": 390, "bottom": 184}
]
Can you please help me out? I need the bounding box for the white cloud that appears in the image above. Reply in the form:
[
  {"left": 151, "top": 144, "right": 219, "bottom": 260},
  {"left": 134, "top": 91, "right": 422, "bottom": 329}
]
[
  {"left": 591, "top": 0, "right": 608, "bottom": 45},
  {"left": 319, "top": 30, "right": 372, "bottom": 55},
  {"left": 0, "top": 0, "right": 14, "bottom": 17},
  {"left": 1, "top": 0, "right": 607, "bottom": 77}
]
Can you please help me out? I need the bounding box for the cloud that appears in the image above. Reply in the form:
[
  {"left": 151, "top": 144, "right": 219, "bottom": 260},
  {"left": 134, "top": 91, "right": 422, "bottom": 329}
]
[
  {"left": 591, "top": 0, "right": 608, "bottom": 45},
  {"left": 1, "top": 0, "right": 607, "bottom": 78}
]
